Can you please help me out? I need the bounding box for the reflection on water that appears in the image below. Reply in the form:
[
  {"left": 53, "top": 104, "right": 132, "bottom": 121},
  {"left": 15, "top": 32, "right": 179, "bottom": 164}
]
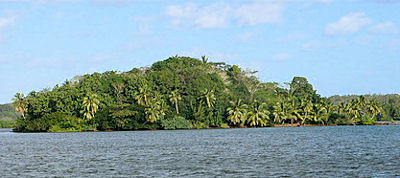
[{"left": 0, "top": 126, "right": 399, "bottom": 177}]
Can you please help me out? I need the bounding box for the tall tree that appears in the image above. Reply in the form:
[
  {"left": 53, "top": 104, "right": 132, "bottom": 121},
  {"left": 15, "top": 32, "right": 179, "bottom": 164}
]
[
  {"left": 135, "top": 84, "right": 151, "bottom": 106},
  {"left": 346, "top": 100, "right": 361, "bottom": 125},
  {"left": 112, "top": 82, "right": 125, "bottom": 104},
  {"left": 273, "top": 102, "right": 287, "bottom": 124},
  {"left": 169, "top": 89, "right": 182, "bottom": 114},
  {"left": 81, "top": 93, "right": 100, "bottom": 121},
  {"left": 298, "top": 98, "right": 313, "bottom": 125},
  {"left": 367, "top": 100, "right": 382, "bottom": 119},
  {"left": 12, "top": 93, "right": 27, "bottom": 120},
  {"left": 246, "top": 102, "right": 270, "bottom": 127},
  {"left": 226, "top": 99, "right": 248, "bottom": 125},
  {"left": 200, "top": 89, "right": 216, "bottom": 109},
  {"left": 312, "top": 103, "right": 328, "bottom": 125}
]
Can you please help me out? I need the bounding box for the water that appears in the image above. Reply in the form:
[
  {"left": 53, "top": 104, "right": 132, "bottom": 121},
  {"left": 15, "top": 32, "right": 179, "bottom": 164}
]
[{"left": 1, "top": 126, "right": 400, "bottom": 177}]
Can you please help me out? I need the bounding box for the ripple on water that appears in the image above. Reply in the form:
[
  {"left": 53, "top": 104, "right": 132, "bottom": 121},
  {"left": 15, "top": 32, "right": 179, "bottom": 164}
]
[{"left": 0, "top": 126, "right": 400, "bottom": 177}]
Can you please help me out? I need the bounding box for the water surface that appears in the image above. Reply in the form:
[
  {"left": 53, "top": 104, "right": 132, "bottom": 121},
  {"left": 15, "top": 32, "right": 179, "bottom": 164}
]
[{"left": 1, "top": 126, "right": 399, "bottom": 177}]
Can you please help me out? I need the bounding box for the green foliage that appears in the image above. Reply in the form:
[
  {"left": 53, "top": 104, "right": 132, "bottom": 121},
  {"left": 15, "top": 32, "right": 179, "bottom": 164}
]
[
  {"left": 11, "top": 56, "right": 400, "bottom": 132},
  {"left": 360, "top": 114, "right": 376, "bottom": 125},
  {"left": 0, "top": 104, "right": 18, "bottom": 128},
  {"left": 161, "top": 115, "right": 192, "bottom": 130}
]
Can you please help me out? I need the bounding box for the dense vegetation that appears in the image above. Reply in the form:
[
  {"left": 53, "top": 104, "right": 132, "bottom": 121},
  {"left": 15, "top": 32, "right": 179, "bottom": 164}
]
[
  {"left": 11, "top": 56, "right": 399, "bottom": 132},
  {"left": 329, "top": 94, "right": 400, "bottom": 121},
  {"left": 0, "top": 104, "right": 18, "bottom": 128}
]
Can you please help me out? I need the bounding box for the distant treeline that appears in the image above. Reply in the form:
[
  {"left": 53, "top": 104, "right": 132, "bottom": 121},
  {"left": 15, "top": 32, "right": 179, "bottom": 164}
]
[
  {"left": 329, "top": 94, "right": 400, "bottom": 121},
  {"left": 10, "top": 56, "right": 399, "bottom": 132},
  {"left": 0, "top": 104, "right": 18, "bottom": 128}
]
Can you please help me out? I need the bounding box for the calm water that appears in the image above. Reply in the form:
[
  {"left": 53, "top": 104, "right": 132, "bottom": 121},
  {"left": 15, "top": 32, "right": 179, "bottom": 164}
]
[{"left": 1, "top": 126, "right": 400, "bottom": 177}]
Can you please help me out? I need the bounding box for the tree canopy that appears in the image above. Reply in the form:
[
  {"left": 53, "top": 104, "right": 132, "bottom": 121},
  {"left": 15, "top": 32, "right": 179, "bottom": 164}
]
[{"left": 11, "top": 56, "right": 399, "bottom": 132}]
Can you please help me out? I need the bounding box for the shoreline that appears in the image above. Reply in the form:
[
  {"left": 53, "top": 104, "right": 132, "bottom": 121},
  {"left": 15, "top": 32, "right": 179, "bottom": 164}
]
[{"left": 11, "top": 122, "right": 399, "bottom": 133}]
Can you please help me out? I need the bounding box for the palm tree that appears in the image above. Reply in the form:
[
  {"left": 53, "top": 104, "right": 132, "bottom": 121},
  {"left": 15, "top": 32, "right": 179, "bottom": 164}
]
[
  {"left": 312, "top": 103, "right": 328, "bottom": 125},
  {"left": 145, "top": 95, "right": 167, "bottom": 123},
  {"left": 298, "top": 98, "right": 313, "bottom": 125},
  {"left": 357, "top": 96, "right": 367, "bottom": 108},
  {"left": 338, "top": 102, "right": 346, "bottom": 115},
  {"left": 145, "top": 103, "right": 160, "bottom": 123},
  {"left": 367, "top": 100, "right": 382, "bottom": 119},
  {"left": 200, "top": 89, "right": 216, "bottom": 109},
  {"left": 190, "top": 99, "right": 206, "bottom": 121},
  {"left": 201, "top": 55, "right": 209, "bottom": 64},
  {"left": 158, "top": 99, "right": 168, "bottom": 120},
  {"left": 246, "top": 102, "right": 270, "bottom": 127},
  {"left": 169, "top": 89, "right": 182, "bottom": 114},
  {"left": 285, "top": 96, "right": 300, "bottom": 125},
  {"left": 81, "top": 93, "right": 100, "bottom": 121},
  {"left": 12, "top": 92, "right": 27, "bottom": 120},
  {"left": 135, "top": 84, "right": 151, "bottom": 105},
  {"left": 226, "top": 99, "right": 248, "bottom": 125},
  {"left": 346, "top": 100, "right": 361, "bottom": 125},
  {"left": 273, "top": 102, "right": 287, "bottom": 124}
]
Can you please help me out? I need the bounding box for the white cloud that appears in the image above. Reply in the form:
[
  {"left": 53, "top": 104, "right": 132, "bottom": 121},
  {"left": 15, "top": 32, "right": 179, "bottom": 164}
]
[
  {"left": 165, "top": 2, "right": 229, "bottom": 29},
  {"left": 165, "top": 0, "right": 332, "bottom": 29},
  {"left": 235, "top": 2, "right": 284, "bottom": 26},
  {"left": 0, "top": 15, "right": 15, "bottom": 30},
  {"left": 194, "top": 3, "right": 230, "bottom": 29},
  {"left": 133, "top": 17, "right": 152, "bottom": 35},
  {"left": 276, "top": 32, "right": 306, "bottom": 42},
  {"left": 165, "top": 3, "right": 196, "bottom": 25},
  {"left": 325, "top": 13, "right": 371, "bottom": 35},
  {"left": 301, "top": 39, "right": 347, "bottom": 51},
  {"left": 237, "top": 31, "right": 258, "bottom": 42},
  {"left": 272, "top": 53, "right": 291, "bottom": 61},
  {"left": 136, "top": 24, "right": 151, "bottom": 35},
  {"left": 369, "top": 22, "right": 398, "bottom": 34},
  {"left": 302, "top": 41, "right": 322, "bottom": 51}
]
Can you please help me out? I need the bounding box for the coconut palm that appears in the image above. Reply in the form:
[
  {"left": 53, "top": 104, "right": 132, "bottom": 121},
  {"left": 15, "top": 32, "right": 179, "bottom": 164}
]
[
  {"left": 145, "top": 103, "right": 160, "bottom": 123},
  {"left": 81, "top": 93, "right": 100, "bottom": 121},
  {"left": 367, "top": 100, "right": 382, "bottom": 118},
  {"left": 246, "top": 102, "right": 270, "bottom": 127},
  {"left": 201, "top": 55, "right": 209, "bottom": 64},
  {"left": 158, "top": 99, "right": 168, "bottom": 120},
  {"left": 135, "top": 84, "right": 151, "bottom": 106},
  {"left": 145, "top": 95, "right": 167, "bottom": 123},
  {"left": 226, "top": 99, "right": 248, "bottom": 125},
  {"left": 169, "top": 89, "right": 182, "bottom": 114},
  {"left": 298, "top": 98, "right": 313, "bottom": 125},
  {"left": 284, "top": 96, "right": 300, "bottom": 125},
  {"left": 346, "top": 100, "right": 361, "bottom": 125},
  {"left": 273, "top": 102, "right": 287, "bottom": 124},
  {"left": 12, "top": 92, "right": 27, "bottom": 120},
  {"left": 312, "top": 103, "right": 329, "bottom": 125},
  {"left": 338, "top": 102, "right": 346, "bottom": 115},
  {"left": 190, "top": 99, "right": 206, "bottom": 121},
  {"left": 200, "top": 89, "right": 216, "bottom": 108},
  {"left": 357, "top": 96, "right": 367, "bottom": 108}
]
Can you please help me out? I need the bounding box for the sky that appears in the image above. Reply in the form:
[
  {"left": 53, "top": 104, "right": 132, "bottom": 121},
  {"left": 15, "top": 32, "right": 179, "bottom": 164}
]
[{"left": 0, "top": 0, "right": 399, "bottom": 104}]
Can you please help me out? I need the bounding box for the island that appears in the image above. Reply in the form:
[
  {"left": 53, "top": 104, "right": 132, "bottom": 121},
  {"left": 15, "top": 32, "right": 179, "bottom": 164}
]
[{"left": 8, "top": 56, "right": 400, "bottom": 132}]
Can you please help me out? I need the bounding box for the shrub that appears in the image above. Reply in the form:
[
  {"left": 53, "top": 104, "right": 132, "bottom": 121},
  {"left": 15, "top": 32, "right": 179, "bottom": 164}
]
[
  {"left": 161, "top": 116, "right": 192, "bottom": 130},
  {"left": 360, "top": 115, "right": 376, "bottom": 125}
]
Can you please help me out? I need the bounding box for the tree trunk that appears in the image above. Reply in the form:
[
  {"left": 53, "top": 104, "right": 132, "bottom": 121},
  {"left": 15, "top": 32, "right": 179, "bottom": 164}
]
[
  {"left": 302, "top": 112, "right": 308, "bottom": 125},
  {"left": 175, "top": 102, "right": 179, "bottom": 114}
]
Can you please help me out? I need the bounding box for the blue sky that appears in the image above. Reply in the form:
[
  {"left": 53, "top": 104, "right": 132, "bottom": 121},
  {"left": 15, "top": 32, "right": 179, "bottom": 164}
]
[{"left": 0, "top": 0, "right": 399, "bottom": 103}]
